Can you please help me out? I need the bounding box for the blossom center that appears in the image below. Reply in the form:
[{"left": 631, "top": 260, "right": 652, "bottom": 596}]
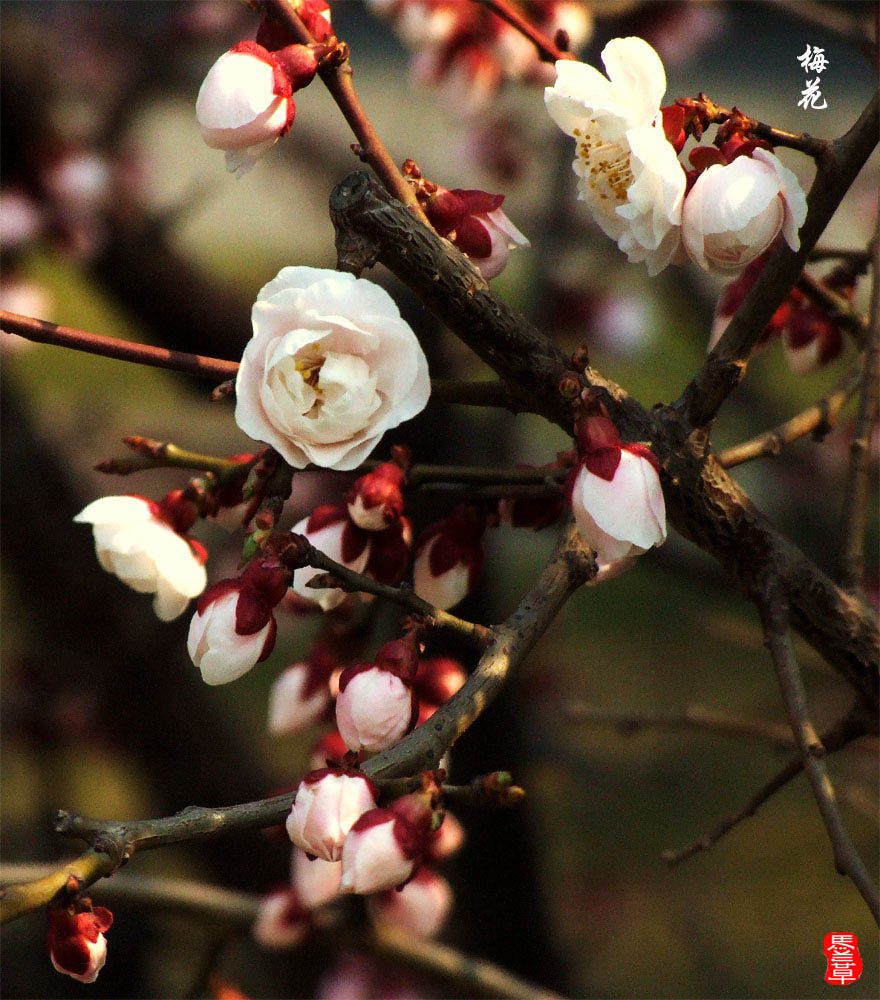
[{"left": 573, "top": 120, "right": 634, "bottom": 204}]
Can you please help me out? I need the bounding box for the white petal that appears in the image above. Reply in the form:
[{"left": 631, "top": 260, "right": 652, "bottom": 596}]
[
  {"left": 600, "top": 37, "right": 667, "bottom": 125},
  {"left": 196, "top": 52, "right": 276, "bottom": 131},
  {"left": 74, "top": 495, "right": 153, "bottom": 526}
]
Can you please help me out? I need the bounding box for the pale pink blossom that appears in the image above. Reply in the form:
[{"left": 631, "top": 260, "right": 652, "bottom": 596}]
[
  {"left": 74, "top": 494, "right": 207, "bottom": 621},
  {"left": 368, "top": 868, "right": 453, "bottom": 938},
  {"left": 335, "top": 634, "right": 420, "bottom": 753},
  {"left": 426, "top": 812, "right": 465, "bottom": 862},
  {"left": 47, "top": 904, "right": 113, "bottom": 984},
  {"left": 289, "top": 505, "right": 371, "bottom": 611},
  {"left": 286, "top": 767, "right": 378, "bottom": 861},
  {"left": 235, "top": 267, "right": 430, "bottom": 470},
  {"left": 291, "top": 848, "right": 343, "bottom": 909},
  {"left": 252, "top": 888, "right": 309, "bottom": 949},
  {"left": 339, "top": 794, "right": 434, "bottom": 894},
  {"left": 682, "top": 149, "right": 807, "bottom": 273},
  {"left": 545, "top": 38, "right": 686, "bottom": 275},
  {"left": 413, "top": 506, "right": 484, "bottom": 610},
  {"left": 196, "top": 42, "right": 297, "bottom": 176},
  {"left": 268, "top": 652, "right": 335, "bottom": 735},
  {"left": 568, "top": 413, "right": 666, "bottom": 564},
  {"left": 187, "top": 561, "right": 287, "bottom": 685}
]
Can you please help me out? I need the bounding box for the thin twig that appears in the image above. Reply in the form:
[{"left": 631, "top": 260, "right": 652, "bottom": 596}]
[
  {"left": 300, "top": 539, "right": 494, "bottom": 647},
  {"left": 261, "top": 0, "right": 429, "bottom": 226},
  {"left": 837, "top": 233, "right": 880, "bottom": 590},
  {"left": 0, "top": 311, "right": 240, "bottom": 382},
  {"left": 757, "top": 581, "right": 878, "bottom": 922},
  {"left": 565, "top": 703, "right": 799, "bottom": 750},
  {"left": 677, "top": 91, "right": 879, "bottom": 430},
  {"left": 361, "top": 521, "right": 596, "bottom": 779},
  {"left": 695, "top": 97, "right": 830, "bottom": 158},
  {"left": 797, "top": 272, "right": 870, "bottom": 342},
  {"left": 96, "top": 438, "right": 255, "bottom": 483},
  {"left": 475, "top": 0, "right": 577, "bottom": 63},
  {"left": 662, "top": 709, "right": 866, "bottom": 867},
  {"left": 809, "top": 247, "right": 872, "bottom": 264},
  {"left": 717, "top": 363, "right": 862, "bottom": 468}
]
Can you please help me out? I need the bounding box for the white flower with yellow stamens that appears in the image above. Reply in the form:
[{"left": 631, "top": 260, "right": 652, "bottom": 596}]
[{"left": 545, "top": 37, "right": 686, "bottom": 276}]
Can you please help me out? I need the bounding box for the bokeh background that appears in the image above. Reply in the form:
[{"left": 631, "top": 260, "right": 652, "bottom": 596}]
[{"left": 1, "top": 2, "right": 877, "bottom": 998}]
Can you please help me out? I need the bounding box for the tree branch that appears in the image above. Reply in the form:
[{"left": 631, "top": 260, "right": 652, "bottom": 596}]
[
  {"left": 0, "top": 866, "right": 562, "bottom": 1000},
  {"left": 96, "top": 437, "right": 255, "bottom": 482},
  {"left": 564, "top": 703, "right": 802, "bottom": 751},
  {"left": 475, "top": 0, "right": 577, "bottom": 64},
  {"left": 0, "top": 310, "right": 240, "bottom": 383},
  {"left": 361, "top": 521, "right": 596, "bottom": 780},
  {"left": 328, "top": 170, "right": 879, "bottom": 710},
  {"left": 261, "top": 0, "right": 429, "bottom": 226},
  {"left": 676, "top": 91, "right": 878, "bottom": 430},
  {"left": 662, "top": 709, "right": 865, "bottom": 867},
  {"left": 757, "top": 581, "right": 879, "bottom": 922},
  {"left": 797, "top": 272, "right": 869, "bottom": 343},
  {"left": 716, "top": 363, "right": 862, "bottom": 468},
  {"left": 299, "top": 539, "right": 493, "bottom": 647},
  {"left": 837, "top": 234, "right": 880, "bottom": 590}
]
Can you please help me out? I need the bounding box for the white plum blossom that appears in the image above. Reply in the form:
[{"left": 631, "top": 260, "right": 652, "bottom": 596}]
[
  {"left": 682, "top": 149, "right": 807, "bottom": 273},
  {"left": 196, "top": 42, "right": 296, "bottom": 176},
  {"left": 286, "top": 768, "right": 378, "bottom": 862},
  {"left": 235, "top": 267, "right": 430, "bottom": 470},
  {"left": 368, "top": 868, "right": 453, "bottom": 939},
  {"left": 569, "top": 413, "right": 667, "bottom": 565},
  {"left": 187, "top": 561, "right": 287, "bottom": 685},
  {"left": 74, "top": 495, "right": 207, "bottom": 622},
  {"left": 545, "top": 37, "right": 686, "bottom": 275},
  {"left": 289, "top": 506, "right": 371, "bottom": 612},
  {"left": 268, "top": 658, "right": 334, "bottom": 735}
]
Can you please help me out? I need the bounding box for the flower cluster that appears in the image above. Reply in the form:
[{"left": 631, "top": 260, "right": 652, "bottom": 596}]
[
  {"left": 545, "top": 37, "right": 808, "bottom": 276},
  {"left": 368, "top": 0, "right": 592, "bottom": 116}
]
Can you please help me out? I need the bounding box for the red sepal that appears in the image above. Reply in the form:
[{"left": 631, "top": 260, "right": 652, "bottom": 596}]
[
  {"left": 340, "top": 520, "right": 371, "bottom": 565},
  {"left": 375, "top": 631, "right": 420, "bottom": 680},
  {"left": 196, "top": 577, "right": 243, "bottom": 616},
  {"left": 365, "top": 518, "right": 412, "bottom": 585},
  {"left": 273, "top": 44, "right": 320, "bottom": 92},
  {"left": 454, "top": 214, "right": 493, "bottom": 260},
  {"left": 454, "top": 189, "right": 505, "bottom": 214},
  {"left": 622, "top": 442, "right": 662, "bottom": 476},
  {"left": 575, "top": 413, "right": 621, "bottom": 455},
  {"left": 235, "top": 588, "right": 273, "bottom": 636},
  {"left": 688, "top": 145, "right": 727, "bottom": 172},
  {"left": 306, "top": 503, "right": 349, "bottom": 533},
  {"left": 582, "top": 447, "right": 621, "bottom": 481},
  {"left": 660, "top": 104, "right": 686, "bottom": 153},
  {"left": 257, "top": 616, "right": 277, "bottom": 662},
  {"left": 188, "top": 538, "right": 209, "bottom": 565},
  {"left": 159, "top": 488, "right": 198, "bottom": 533}
]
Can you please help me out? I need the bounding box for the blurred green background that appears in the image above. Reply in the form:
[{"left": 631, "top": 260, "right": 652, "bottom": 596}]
[{"left": 1, "top": 2, "right": 877, "bottom": 998}]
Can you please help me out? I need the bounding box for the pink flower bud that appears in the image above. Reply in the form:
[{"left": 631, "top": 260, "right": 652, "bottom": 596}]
[
  {"left": 47, "top": 902, "right": 113, "bottom": 984},
  {"left": 289, "top": 505, "right": 371, "bottom": 611},
  {"left": 291, "top": 848, "right": 343, "bottom": 909},
  {"left": 782, "top": 303, "right": 843, "bottom": 375},
  {"left": 286, "top": 767, "right": 379, "bottom": 861},
  {"left": 339, "top": 793, "right": 435, "bottom": 894},
  {"left": 413, "top": 506, "right": 484, "bottom": 610},
  {"left": 682, "top": 149, "right": 807, "bottom": 274},
  {"left": 346, "top": 462, "right": 405, "bottom": 530},
  {"left": 368, "top": 867, "right": 453, "bottom": 938},
  {"left": 413, "top": 657, "right": 466, "bottom": 706},
  {"left": 425, "top": 187, "right": 529, "bottom": 280},
  {"left": 252, "top": 887, "right": 309, "bottom": 949},
  {"left": 187, "top": 560, "right": 287, "bottom": 685},
  {"left": 294, "top": 0, "right": 334, "bottom": 42},
  {"left": 335, "top": 634, "right": 420, "bottom": 752},
  {"left": 74, "top": 494, "right": 207, "bottom": 621},
  {"left": 569, "top": 415, "right": 666, "bottom": 564},
  {"left": 425, "top": 811, "right": 465, "bottom": 862},
  {"left": 268, "top": 648, "right": 336, "bottom": 735},
  {"left": 196, "top": 42, "right": 296, "bottom": 176}
]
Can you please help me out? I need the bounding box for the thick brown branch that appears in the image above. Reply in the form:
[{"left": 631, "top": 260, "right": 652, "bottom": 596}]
[
  {"left": 361, "top": 522, "right": 596, "bottom": 779},
  {"left": 717, "top": 363, "right": 861, "bottom": 468},
  {"left": 757, "top": 583, "right": 878, "bottom": 922},
  {"left": 0, "top": 311, "right": 240, "bottom": 382},
  {"left": 430, "top": 378, "right": 526, "bottom": 411},
  {"left": 677, "top": 91, "right": 878, "bottom": 429},
  {"left": 328, "top": 170, "right": 879, "bottom": 710},
  {"left": 261, "top": 0, "right": 429, "bottom": 226},
  {"left": 837, "top": 235, "right": 880, "bottom": 590}
]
